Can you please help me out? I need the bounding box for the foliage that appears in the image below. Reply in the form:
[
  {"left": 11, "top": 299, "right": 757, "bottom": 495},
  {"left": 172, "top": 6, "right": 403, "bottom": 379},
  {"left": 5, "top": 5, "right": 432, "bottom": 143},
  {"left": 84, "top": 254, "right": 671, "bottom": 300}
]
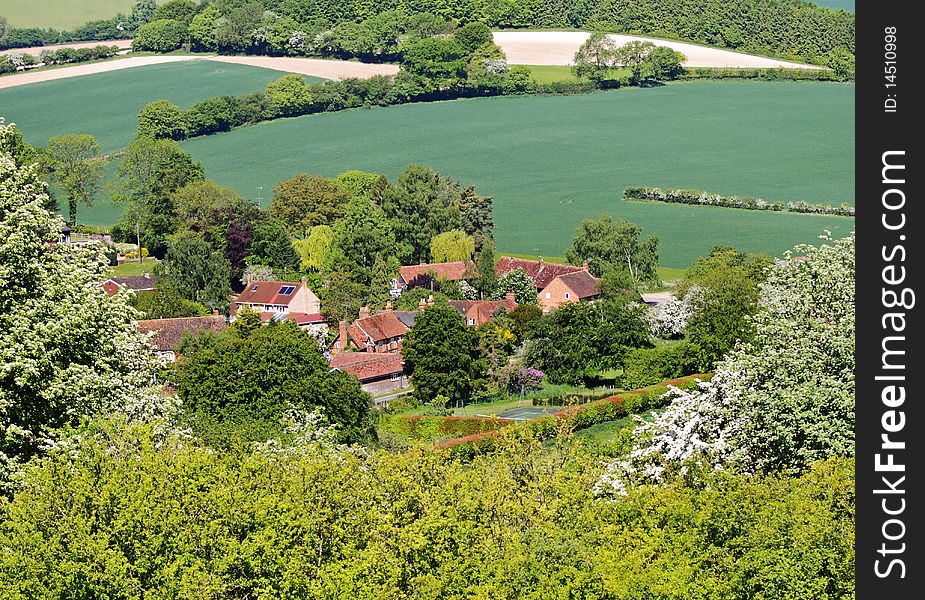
[
  {"left": 493, "top": 267, "right": 537, "bottom": 305},
  {"left": 625, "top": 186, "right": 856, "bottom": 217},
  {"left": 474, "top": 239, "right": 497, "bottom": 299},
  {"left": 131, "top": 18, "right": 188, "bottom": 52},
  {"left": 265, "top": 74, "right": 314, "bottom": 117},
  {"left": 524, "top": 300, "right": 651, "bottom": 385},
  {"left": 269, "top": 173, "right": 350, "bottom": 234},
  {"left": 176, "top": 321, "right": 373, "bottom": 446},
  {"left": 566, "top": 215, "right": 660, "bottom": 287},
  {"left": 602, "top": 233, "right": 855, "bottom": 491},
  {"left": 246, "top": 217, "right": 300, "bottom": 274},
  {"left": 620, "top": 344, "right": 692, "bottom": 389},
  {"left": 0, "top": 123, "right": 159, "bottom": 481},
  {"left": 293, "top": 225, "right": 333, "bottom": 272},
  {"left": 40, "top": 134, "right": 104, "bottom": 225},
  {"left": 155, "top": 231, "right": 231, "bottom": 313},
  {"left": 646, "top": 286, "right": 701, "bottom": 338},
  {"left": 378, "top": 415, "right": 509, "bottom": 444},
  {"left": 572, "top": 32, "right": 619, "bottom": 83},
  {"left": 402, "top": 302, "right": 486, "bottom": 403},
  {"left": 429, "top": 229, "right": 474, "bottom": 263},
  {"left": 137, "top": 99, "right": 188, "bottom": 140},
  {"left": 129, "top": 289, "right": 210, "bottom": 319}
]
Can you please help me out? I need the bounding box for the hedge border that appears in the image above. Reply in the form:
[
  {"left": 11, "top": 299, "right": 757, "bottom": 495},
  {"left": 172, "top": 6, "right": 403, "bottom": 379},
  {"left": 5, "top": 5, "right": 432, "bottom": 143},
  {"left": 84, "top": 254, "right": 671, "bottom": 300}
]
[{"left": 624, "top": 187, "right": 855, "bottom": 217}]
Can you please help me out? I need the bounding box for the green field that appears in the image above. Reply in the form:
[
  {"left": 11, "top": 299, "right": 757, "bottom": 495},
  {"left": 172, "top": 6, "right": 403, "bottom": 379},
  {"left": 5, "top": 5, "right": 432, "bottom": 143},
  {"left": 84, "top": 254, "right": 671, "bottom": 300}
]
[
  {"left": 0, "top": 1, "right": 163, "bottom": 30},
  {"left": 0, "top": 60, "right": 313, "bottom": 154},
  {"left": 172, "top": 80, "right": 852, "bottom": 266},
  {"left": 812, "top": 0, "right": 854, "bottom": 11}
]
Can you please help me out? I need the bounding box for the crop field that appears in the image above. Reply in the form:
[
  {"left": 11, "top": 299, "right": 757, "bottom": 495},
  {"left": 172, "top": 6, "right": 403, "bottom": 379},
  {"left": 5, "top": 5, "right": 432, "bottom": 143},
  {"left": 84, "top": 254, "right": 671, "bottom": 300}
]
[
  {"left": 0, "top": 60, "right": 317, "bottom": 154},
  {"left": 812, "top": 0, "right": 854, "bottom": 11},
  {"left": 173, "top": 80, "right": 853, "bottom": 267},
  {"left": 0, "top": 1, "right": 163, "bottom": 30}
]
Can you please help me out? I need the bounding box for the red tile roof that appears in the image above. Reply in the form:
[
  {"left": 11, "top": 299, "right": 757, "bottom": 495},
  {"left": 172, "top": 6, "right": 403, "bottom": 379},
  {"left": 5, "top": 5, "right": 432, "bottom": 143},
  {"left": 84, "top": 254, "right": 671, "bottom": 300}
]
[
  {"left": 449, "top": 297, "right": 517, "bottom": 326},
  {"left": 399, "top": 261, "right": 474, "bottom": 284},
  {"left": 137, "top": 315, "right": 227, "bottom": 353},
  {"left": 555, "top": 270, "right": 600, "bottom": 299},
  {"left": 105, "top": 274, "right": 156, "bottom": 291},
  {"left": 234, "top": 281, "right": 303, "bottom": 306},
  {"left": 347, "top": 312, "right": 410, "bottom": 346},
  {"left": 495, "top": 256, "right": 585, "bottom": 290},
  {"left": 330, "top": 351, "right": 404, "bottom": 381},
  {"left": 258, "top": 311, "right": 327, "bottom": 325}
]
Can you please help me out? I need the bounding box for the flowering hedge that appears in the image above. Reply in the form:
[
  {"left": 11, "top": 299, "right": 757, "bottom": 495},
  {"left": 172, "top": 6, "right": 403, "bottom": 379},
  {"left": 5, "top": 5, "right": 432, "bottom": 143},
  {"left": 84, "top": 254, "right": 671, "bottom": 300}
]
[
  {"left": 378, "top": 415, "right": 511, "bottom": 444},
  {"left": 439, "top": 374, "right": 712, "bottom": 459},
  {"left": 624, "top": 187, "right": 855, "bottom": 217}
]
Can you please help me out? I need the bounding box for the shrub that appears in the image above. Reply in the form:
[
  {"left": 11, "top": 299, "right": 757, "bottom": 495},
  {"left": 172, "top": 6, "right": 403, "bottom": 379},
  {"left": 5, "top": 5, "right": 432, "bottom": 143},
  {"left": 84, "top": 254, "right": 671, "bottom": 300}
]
[
  {"left": 132, "top": 18, "right": 188, "bottom": 53},
  {"left": 620, "top": 344, "right": 691, "bottom": 390},
  {"left": 625, "top": 187, "right": 854, "bottom": 217}
]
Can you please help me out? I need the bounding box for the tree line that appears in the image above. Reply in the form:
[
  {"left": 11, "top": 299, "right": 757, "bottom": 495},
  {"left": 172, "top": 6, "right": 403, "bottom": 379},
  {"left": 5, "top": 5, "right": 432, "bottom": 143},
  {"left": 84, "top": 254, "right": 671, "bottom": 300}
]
[{"left": 1, "top": 0, "right": 855, "bottom": 67}]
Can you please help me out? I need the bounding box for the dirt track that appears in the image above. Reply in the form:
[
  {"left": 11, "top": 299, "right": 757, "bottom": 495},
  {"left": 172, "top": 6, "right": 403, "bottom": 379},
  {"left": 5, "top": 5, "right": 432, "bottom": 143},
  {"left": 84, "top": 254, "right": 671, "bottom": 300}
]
[{"left": 493, "top": 31, "right": 822, "bottom": 69}]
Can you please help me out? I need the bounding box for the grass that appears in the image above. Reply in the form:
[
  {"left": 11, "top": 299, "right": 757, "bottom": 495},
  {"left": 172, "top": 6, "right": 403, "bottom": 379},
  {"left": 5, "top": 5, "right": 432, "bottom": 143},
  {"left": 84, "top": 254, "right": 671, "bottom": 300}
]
[
  {"left": 0, "top": 1, "right": 163, "bottom": 30},
  {"left": 10, "top": 78, "right": 853, "bottom": 266},
  {"left": 523, "top": 65, "right": 582, "bottom": 84},
  {"left": 0, "top": 59, "right": 320, "bottom": 154},
  {"left": 657, "top": 266, "right": 687, "bottom": 283},
  {"left": 108, "top": 259, "right": 160, "bottom": 277},
  {"left": 178, "top": 80, "right": 853, "bottom": 266}
]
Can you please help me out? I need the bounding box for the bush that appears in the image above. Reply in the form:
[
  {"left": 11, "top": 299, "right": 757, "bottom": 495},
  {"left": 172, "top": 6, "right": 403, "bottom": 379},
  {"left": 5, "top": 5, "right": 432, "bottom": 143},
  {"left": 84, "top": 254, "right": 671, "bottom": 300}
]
[
  {"left": 625, "top": 187, "right": 855, "bottom": 217},
  {"left": 620, "top": 344, "right": 692, "bottom": 390},
  {"left": 378, "top": 415, "right": 509, "bottom": 444},
  {"left": 132, "top": 18, "right": 188, "bottom": 52}
]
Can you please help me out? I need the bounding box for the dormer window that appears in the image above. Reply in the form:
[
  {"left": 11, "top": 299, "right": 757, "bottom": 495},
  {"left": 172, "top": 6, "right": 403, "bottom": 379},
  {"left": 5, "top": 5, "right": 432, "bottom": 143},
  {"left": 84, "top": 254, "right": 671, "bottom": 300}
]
[{"left": 250, "top": 284, "right": 259, "bottom": 292}]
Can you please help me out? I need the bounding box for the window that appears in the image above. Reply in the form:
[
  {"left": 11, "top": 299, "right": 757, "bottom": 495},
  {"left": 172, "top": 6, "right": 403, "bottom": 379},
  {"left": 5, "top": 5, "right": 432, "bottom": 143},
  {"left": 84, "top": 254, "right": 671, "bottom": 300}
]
[
  {"left": 545, "top": 292, "right": 551, "bottom": 299},
  {"left": 565, "top": 292, "right": 571, "bottom": 300},
  {"left": 390, "top": 373, "right": 401, "bottom": 381},
  {"left": 250, "top": 284, "right": 259, "bottom": 292},
  {"left": 468, "top": 318, "right": 476, "bottom": 326},
  {"left": 278, "top": 285, "right": 295, "bottom": 295}
]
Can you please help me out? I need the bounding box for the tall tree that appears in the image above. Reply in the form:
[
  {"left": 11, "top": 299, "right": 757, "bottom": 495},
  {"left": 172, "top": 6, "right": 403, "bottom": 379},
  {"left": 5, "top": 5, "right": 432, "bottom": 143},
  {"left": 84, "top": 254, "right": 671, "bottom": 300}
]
[
  {"left": 293, "top": 225, "right": 333, "bottom": 272},
  {"left": 155, "top": 231, "right": 231, "bottom": 312},
  {"left": 566, "top": 215, "right": 660, "bottom": 287},
  {"left": 430, "top": 229, "right": 475, "bottom": 263},
  {"left": 42, "top": 134, "right": 105, "bottom": 225},
  {"left": 572, "top": 32, "right": 618, "bottom": 83},
  {"left": 269, "top": 173, "right": 350, "bottom": 234},
  {"left": 403, "top": 302, "right": 486, "bottom": 403},
  {"left": 474, "top": 238, "right": 498, "bottom": 299},
  {"left": 456, "top": 185, "right": 494, "bottom": 252},
  {"left": 326, "top": 197, "right": 394, "bottom": 285}
]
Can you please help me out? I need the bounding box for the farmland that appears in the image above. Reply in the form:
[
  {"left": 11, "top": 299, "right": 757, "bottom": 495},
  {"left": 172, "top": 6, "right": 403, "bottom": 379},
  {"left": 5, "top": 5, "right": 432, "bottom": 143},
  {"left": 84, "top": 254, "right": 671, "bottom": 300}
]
[
  {"left": 0, "top": 1, "right": 158, "bottom": 30},
  {"left": 175, "top": 80, "right": 852, "bottom": 267},
  {"left": 0, "top": 60, "right": 312, "bottom": 153}
]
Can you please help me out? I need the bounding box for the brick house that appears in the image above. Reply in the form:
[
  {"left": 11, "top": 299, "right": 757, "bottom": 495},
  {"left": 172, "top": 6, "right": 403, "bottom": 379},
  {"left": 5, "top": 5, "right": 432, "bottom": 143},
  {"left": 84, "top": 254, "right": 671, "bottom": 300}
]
[
  {"left": 333, "top": 306, "right": 411, "bottom": 354},
  {"left": 449, "top": 293, "right": 517, "bottom": 327},
  {"left": 101, "top": 273, "right": 156, "bottom": 297},
  {"left": 232, "top": 278, "right": 321, "bottom": 316},
  {"left": 136, "top": 315, "right": 227, "bottom": 362},
  {"left": 539, "top": 270, "right": 600, "bottom": 313},
  {"left": 329, "top": 351, "right": 408, "bottom": 398},
  {"left": 495, "top": 256, "right": 586, "bottom": 291}
]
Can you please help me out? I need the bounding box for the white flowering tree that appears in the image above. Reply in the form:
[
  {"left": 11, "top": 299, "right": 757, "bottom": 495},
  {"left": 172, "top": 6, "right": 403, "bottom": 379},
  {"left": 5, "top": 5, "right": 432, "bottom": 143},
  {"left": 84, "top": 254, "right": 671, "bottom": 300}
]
[
  {"left": 600, "top": 232, "right": 855, "bottom": 494},
  {"left": 0, "top": 119, "right": 165, "bottom": 480},
  {"left": 646, "top": 286, "right": 701, "bottom": 338}
]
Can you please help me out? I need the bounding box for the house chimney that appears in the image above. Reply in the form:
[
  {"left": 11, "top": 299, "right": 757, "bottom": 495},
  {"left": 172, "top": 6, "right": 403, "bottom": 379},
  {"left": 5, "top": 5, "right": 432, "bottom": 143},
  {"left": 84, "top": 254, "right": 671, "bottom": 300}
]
[
  {"left": 358, "top": 305, "right": 371, "bottom": 319},
  {"left": 300, "top": 276, "right": 307, "bottom": 286},
  {"left": 143, "top": 271, "right": 149, "bottom": 279},
  {"left": 418, "top": 297, "right": 427, "bottom": 312},
  {"left": 582, "top": 259, "right": 589, "bottom": 271},
  {"left": 505, "top": 292, "right": 516, "bottom": 304},
  {"left": 427, "top": 294, "right": 434, "bottom": 306},
  {"left": 384, "top": 300, "right": 393, "bottom": 312},
  {"left": 336, "top": 320, "right": 348, "bottom": 355}
]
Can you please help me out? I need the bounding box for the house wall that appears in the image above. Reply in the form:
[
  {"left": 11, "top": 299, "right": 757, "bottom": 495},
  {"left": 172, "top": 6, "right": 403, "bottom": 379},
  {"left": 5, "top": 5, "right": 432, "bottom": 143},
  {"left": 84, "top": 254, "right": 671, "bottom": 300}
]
[
  {"left": 539, "top": 278, "right": 581, "bottom": 313},
  {"left": 292, "top": 286, "right": 321, "bottom": 314},
  {"left": 361, "top": 375, "right": 409, "bottom": 397}
]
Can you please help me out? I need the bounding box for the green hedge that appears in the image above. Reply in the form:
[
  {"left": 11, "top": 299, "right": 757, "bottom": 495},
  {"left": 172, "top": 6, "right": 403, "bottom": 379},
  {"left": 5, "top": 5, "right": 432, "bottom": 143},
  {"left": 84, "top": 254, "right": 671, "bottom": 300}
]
[
  {"left": 625, "top": 187, "right": 855, "bottom": 217},
  {"left": 679, "top": 66, "right": 849, "bottom": 82},
  {"left": 441, "top": 373, "right": 712, "bottom": 459}
]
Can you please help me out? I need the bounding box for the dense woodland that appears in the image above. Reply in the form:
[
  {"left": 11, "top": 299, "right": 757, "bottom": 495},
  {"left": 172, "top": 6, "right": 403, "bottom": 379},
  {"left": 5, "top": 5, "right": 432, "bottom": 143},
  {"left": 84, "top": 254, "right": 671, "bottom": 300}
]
[{"left": 1, "top": 0, "right": 854, "bottom": 67}]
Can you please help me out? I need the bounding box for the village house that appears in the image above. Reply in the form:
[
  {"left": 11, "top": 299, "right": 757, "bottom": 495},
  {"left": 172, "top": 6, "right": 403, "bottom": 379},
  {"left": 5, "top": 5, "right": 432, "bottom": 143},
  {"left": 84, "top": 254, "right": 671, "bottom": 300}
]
[
  {"left": 101, "top": 273, "right": 156, "bottom": 297},
  {"left": 230, "top": 278, "right": 328, "bottom": 336},
  {"left": 329, "top": 351, "right": 408, "bottom": 399},
  {"left": 136, "top": 315, "right": 227, "bottom": 362},
  {"left": 449, "top": 293, "right": 517, "bottom": 326},
  {"left": 539, "top": 270, "right": 601, "bottom": 313},
  {"left": 333, "top": 306, "right": 411, "bottom": 354},
  {"left": 495, "top": 256, "right": 598, "bottom": 312}
]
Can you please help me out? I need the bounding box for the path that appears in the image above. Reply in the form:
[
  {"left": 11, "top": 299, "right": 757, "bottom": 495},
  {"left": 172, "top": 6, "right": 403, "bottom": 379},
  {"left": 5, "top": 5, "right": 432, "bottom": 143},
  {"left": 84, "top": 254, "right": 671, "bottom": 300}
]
[{"left": 493, "top": 31, "right": 823, "bottom": 69}]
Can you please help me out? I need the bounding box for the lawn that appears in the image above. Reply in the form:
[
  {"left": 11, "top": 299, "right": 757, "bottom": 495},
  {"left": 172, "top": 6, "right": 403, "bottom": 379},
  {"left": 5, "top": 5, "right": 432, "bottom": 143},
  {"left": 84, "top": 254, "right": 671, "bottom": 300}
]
[
  {"left": 177, "top": 80, "right": 853, "bottom": 266},
  {"left": 108, "top": 259, "right": 160, "bottom": 277},
  {"left": 523, "top": 65, "right": 582, "bottom": 84},
  {"left": 0, "top": 1, "right": 161, "bottom": 30},
  {"left": 0, "top": 59, "right": 318, "bottom": 154}
]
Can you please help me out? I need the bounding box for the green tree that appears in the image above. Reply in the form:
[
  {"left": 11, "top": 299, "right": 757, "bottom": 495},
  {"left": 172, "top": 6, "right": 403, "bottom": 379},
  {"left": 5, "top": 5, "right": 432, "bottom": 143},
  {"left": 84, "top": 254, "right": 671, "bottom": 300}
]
[
  {"left": 0, "top": 117, "right": 39, "bottom": 167},
  {"left": 318, "top": 270, "right": 367, "bottom": 324},
  {"left": 612, "top": 40, "right": 658, "bottom": 84},
  {"left": 566, "top": 215, "right": 660, "bottom": 286},
  {"left": 454, "top": 21, "right": 493, "bottom": 53},
  {"left": 214, "top": 1, "right": 265, "bottom": 53},
  {"left": 269, "top": 173, "right": 350, "bottom": 234},
  {"left": 247, "top": 217, "right": 300, "bottom": 275},
  {"left": 177, "top": 321, "right": 373, "bottom": 446},
  {"left": 188, "top": 4, "right": 221, "bottom": 51},
  {"left": 155, "top": 231, "right": 231, "bottom": 312},
  {"left": 138, "top": 99, "right": 188, "bottom": 140},
  {"left": 130, "top": 289, "right": 210, "bottom": 319},
  {"left": 647, "top": 45, "right": 685, "bottom": 81},
  {"left": 401, "top": 37, "right": 468, "bottom": 91},
  {"left": 572, "top": 32, "right": 617, "bottom": 83},
  {"left": 266, "top": 74, "right": 314, "bottom": 117},
  {"left": 130, "top": 0, "right": 158, "bottom": 27},
  {"left": 293, "top": 224, "right": 333, "bottom": 272},
  {"left": 42, "top": 134, "right": 105, "bottom": 225},
  {"left": 0, "top": 128, "right": 156, "bottom": 476},
  {"left": 336, "top": 169, "right": 389, "bottom": 202},
  {"left": 326, "top": 197, "right": 395, "bottom": 285},
  {"left": 474, "top": 239, "right": 497, "bottom": 299},
  {"left": 153, "top": 0, "right": 201, "bottom": 25},
  {"left": 112, "top": 136, "right": 205, "bottom": 257},
  {"left": 456, "top": 185, "right": 494, "bottom": 252},
  {"left": 430, "top": 229, "right": 475, "bottom": 263},
  {"left": 131, "top": 18, "right": 189, "bottom": 52},
  {"left": 403, "top": 302, "right": 486, "bottom": 403},
  {"left": 230, "top": 305, "right": 262, "bottom": 338}
]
